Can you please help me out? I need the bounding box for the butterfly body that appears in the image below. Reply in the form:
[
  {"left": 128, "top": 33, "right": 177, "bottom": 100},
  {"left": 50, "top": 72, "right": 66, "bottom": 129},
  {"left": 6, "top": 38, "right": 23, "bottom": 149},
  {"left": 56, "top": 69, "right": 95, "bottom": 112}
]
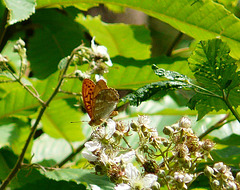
[{"left": 82, "top": 79, "right": 119, "bottom": 126}]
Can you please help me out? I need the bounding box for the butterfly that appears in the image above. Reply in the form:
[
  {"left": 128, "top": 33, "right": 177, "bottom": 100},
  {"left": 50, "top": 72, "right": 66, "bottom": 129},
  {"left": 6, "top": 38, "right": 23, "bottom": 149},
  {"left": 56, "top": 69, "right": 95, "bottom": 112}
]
[{"left": 82, "top": 79, "right": 119, "bottom": 126}]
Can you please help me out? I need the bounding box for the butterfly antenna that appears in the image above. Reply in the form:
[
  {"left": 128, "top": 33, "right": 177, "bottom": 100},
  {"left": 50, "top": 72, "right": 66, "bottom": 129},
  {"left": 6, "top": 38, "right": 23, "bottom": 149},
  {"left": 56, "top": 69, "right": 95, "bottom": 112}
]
[{"left": 70, "top": 120, "right": 88, "bottom": 123}]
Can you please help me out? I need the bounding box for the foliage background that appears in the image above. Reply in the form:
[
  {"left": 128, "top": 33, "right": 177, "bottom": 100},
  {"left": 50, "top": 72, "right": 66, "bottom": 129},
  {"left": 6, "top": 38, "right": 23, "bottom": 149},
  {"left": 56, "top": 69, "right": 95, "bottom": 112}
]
[{"left": 0, "top": 0, "right": 240, "bottom": 189}]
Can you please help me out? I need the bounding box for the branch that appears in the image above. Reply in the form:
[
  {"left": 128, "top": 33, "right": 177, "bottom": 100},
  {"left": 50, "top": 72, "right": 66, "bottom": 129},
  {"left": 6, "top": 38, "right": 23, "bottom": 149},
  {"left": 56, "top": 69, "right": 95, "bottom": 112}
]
[
  {"left": 166, "top": 32, "right": 183, "bottom": 56},
  {"left": 0, "top": 45, "right": 82, "bottom": 190}
]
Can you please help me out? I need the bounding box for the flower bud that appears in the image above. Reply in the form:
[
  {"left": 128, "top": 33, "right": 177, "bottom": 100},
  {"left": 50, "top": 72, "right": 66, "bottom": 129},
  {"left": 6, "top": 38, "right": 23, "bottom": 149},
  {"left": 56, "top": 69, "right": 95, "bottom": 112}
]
[
  {"left": 201, "top": 139, "right": 215, "bottom": 151},
  {"left": 158, "top": 169, "right": 165, "bottom": 178},
  {"left": 204, "top": 166, "right": 214, "bottom": 178},
  {"left": 236, "top": 172, "right": 240, "bottom": 182},
  {"left": 211, "top": 179, "right": 220, "bottom": 189},
  {"left": 130, "top": 121, "right": 139, "bottom": 131},
  {"left": 179, "top": 117, "right": 191, "bottom": 128},
  {"left": 163, "top": 126, "right": 174, "bottom": 135},
  {"left": 226, "top": 181, "right": 237, "bottom": 190}
]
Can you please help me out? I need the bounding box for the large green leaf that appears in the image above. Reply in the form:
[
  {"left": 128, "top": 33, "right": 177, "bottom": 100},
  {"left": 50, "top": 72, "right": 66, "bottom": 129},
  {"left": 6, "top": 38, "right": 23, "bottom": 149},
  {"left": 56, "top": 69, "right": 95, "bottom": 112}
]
[
  {"left": 0, "top": 71, "right": 82, "bottom": 119},
  {"left": 28, "top": 8, "right": 86, "bottom": 79},
  {"left": 36, "top": 0, "right": 240, "bottom": 59},
  {"left": 77, "top": 15, "right": 151, "bottom": 59},
  {"left": 42, "top": 99, "right": 84, "bottom": 142},
  {"left": 188, "top": 39, "right": 240, "bottom": 119},
  {"left": 120, "top": 80, "right": 189, "bottom": 107},
  {"left": 4, "top": 0, "right": 35, "bottom": 25},
  {"left": 106, "top": 56, "right": 189, "bottom": 89},
  {"left": 44, "top": 169, "right": 114, "bottom": 190},
  {"left": 0, "top": 118, "right": 32, "bottom": 158},
  {"left": 31, "top": 134, "right": 75, "bottom": 166}
]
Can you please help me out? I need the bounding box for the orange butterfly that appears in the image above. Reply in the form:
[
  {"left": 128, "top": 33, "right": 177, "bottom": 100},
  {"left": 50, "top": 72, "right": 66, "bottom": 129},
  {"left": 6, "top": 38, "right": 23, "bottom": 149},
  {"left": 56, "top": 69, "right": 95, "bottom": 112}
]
[{"left": 82, "top": 79, "right": 119, "bottom": 126}]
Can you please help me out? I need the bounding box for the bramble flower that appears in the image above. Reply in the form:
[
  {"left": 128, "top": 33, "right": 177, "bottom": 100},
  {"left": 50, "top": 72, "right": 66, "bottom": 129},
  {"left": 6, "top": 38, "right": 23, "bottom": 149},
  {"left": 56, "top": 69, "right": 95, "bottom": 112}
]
[
  {"left": 82, "top": 140, "right": 101, "bottom": 162},
  {"left": 174, "top": 171, "right": 193, "bottom": 189},
  {"left": 91, "top": 37, "right": 112, "bottom": 66},
  {"left": 114, "top": 163, "right": 158, "bottom": 190}
]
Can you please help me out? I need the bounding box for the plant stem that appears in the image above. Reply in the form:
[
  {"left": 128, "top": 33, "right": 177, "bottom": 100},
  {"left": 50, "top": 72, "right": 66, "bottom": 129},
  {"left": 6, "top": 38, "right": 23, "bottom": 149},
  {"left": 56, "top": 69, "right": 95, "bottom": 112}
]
[
  {"left": 166, "top": 32, "right": 183, "bottom": 56},
  {"left": 198, "top": 114, "right": 231, "bottom": 140},
  {"left": 222, "top": 90, "right": 240, "bottom": 123},
  {"left": 3, "top": 63, "right": 45, "bottom": 105},
  {"left": 0, "top": 45, "right": 81, "bottom": 190}
]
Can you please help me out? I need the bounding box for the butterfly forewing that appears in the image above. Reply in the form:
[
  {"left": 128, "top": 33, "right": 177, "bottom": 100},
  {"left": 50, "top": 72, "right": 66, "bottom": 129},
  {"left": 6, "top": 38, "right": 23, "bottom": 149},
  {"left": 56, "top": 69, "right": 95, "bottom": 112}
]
[
  {"left": 82, "top": 79, "right": 95, "bottom": 119},
  {"left": 93, "top": 80, "right": 108, "bottom": 98},
  {"left": 92, "top": 88, "right": 119, "bottom": 122}
]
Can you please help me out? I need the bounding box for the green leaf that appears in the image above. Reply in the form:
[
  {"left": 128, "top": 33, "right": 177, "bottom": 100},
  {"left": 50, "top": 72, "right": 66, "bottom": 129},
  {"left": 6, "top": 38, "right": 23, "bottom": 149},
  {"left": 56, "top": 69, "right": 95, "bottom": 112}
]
[
  {"left": 0, "top": 148, "right": 86, "bottom": 189},
  {"left": 28, "top": 8, "right": 86, "bottom": 79},
  {"left": 188, "top": 39, "right": 240, "bottom": 92},
  {"left": 0, "top": 147, "right": 17, "bottom": 180},
  {"left": 31, "top": 134, "right": 74, "bottom": 166},
  {"left": 106, "top": 56, "right": 190, "bottom": 89},
  {"left": 74, "top": 3, "right": 98, "bottom": 11},
  {"left": 42, "top": 99, "right": 84, "bottom": 142},
  {"left": 4, "top": 0, "right": 36, "bottom": 25},
  {"left": 188, "top": 39, "right": 240, "bottom": 119},
  {"left": 120, "top": 81, "right": 189, "bottom": 107},
  {"left": 44, "top": 169, "right": 114, "bottom": 190},
  {"left": 152, "top": 64, "right": 191, "bottom": 82},
  {"left": 0, "top": 71, "right": 82, "bottom": 120},
  {"left": 77, "top": 15, "right": 151, "bottom": 59},
  {"left": 36, "top": 0, "right": 240, "bottom": 59}
]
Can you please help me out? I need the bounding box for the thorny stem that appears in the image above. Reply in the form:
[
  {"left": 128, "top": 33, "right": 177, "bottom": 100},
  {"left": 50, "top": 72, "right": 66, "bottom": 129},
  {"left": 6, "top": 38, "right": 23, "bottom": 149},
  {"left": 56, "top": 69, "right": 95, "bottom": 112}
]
[
  {"left": 222, "top": 90, "right": 240, "bottom": 123},
  {"left": 198, "top": 114, "right": 231, "bottom": 140},
  {"left": 0, "top": 45, "right": 82, "bottom": 190},
  {"left": 123, "top": 136, "right": 132, "bottom": 149},
  {"left": 154, "top": 140, "right": 170, "bottom": 170}
]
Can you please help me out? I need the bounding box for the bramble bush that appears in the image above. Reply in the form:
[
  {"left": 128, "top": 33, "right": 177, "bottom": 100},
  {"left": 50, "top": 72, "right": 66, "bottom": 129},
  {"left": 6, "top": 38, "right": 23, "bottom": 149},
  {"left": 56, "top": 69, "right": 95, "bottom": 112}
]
[{"left": 0, "top": 0, "right": 240, "bottom": 189}]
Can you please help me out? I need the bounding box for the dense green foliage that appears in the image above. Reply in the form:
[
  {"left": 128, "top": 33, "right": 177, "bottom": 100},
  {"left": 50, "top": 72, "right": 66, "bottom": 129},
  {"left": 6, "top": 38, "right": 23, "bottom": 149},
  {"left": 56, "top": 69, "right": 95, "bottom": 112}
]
[{"left": 0, "top": 0, "right": 240, "bottom": 189}]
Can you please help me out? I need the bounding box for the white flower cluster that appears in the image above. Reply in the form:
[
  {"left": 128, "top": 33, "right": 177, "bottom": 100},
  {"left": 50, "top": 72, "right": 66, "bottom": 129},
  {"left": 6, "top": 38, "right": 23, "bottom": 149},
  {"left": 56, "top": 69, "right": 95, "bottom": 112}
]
[{"left": 83, "top": 116, "right": 215, "bottom": 190}]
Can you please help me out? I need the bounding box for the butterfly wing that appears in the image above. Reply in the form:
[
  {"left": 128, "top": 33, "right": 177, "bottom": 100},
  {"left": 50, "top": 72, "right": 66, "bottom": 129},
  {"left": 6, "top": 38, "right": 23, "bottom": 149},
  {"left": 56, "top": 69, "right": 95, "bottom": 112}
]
[
  {"left": 82, "top": 79, "right": 95, "bottom": 119},
  {"left": 91, "top": 88, "right": 119, "bottom": 125},
  {"left": 93, "top": 79, "right": 108, "bottom": 98}
]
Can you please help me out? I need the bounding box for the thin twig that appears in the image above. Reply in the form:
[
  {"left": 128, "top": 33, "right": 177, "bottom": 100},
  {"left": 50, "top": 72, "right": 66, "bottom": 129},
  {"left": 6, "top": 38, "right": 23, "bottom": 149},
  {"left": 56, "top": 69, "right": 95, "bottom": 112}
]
[
  {"left": 198, "top": 114, "right": 232, "bottom": 140},
  {"left": 166, "top": 32, "right": 183, "bottom": 56},
  {"left": 0, "top": 45, "right": 82, "bottom": 190},
  {"left": 222, "top": 90, "right": 240, "bottom": 123},
  {"left": 3, "top": 63, "right": 45, "bottom": 105}
]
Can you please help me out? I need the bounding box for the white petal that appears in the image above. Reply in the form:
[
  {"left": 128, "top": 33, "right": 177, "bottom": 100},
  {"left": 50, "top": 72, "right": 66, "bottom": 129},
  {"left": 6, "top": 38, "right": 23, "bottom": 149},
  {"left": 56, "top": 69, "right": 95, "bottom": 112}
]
[
  {"left": 85, "top": 141, "right": 101, "bottom": 152},
  {"left": 125, "top": 163, "right": 139, "bottom": 181},
  {"left": 105, "top": 119, "right": 116, "bottom": 139},
  {"left": 114, "top": 183, "right": 131, "bottom": 190},
  {"left": 82, "top": 150, "right": 98, "bottom": 162},
  {"left": 105, "top": 59, "right": 113, "bottom": 66},
  {"left": 183, "top": 174, "right": 193, "bottom": 183},
  {"left": 100, "top": 151, "right": 109, "bottom": 165},
  {"left": 114, "top": 150, "right": 135, "bottom": 163},
  {"left": 142, "top": 174, "right": 158, "bottom": 188},
  {"left": 90, "top": 184, "right": 101, "bottom": 190}
]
